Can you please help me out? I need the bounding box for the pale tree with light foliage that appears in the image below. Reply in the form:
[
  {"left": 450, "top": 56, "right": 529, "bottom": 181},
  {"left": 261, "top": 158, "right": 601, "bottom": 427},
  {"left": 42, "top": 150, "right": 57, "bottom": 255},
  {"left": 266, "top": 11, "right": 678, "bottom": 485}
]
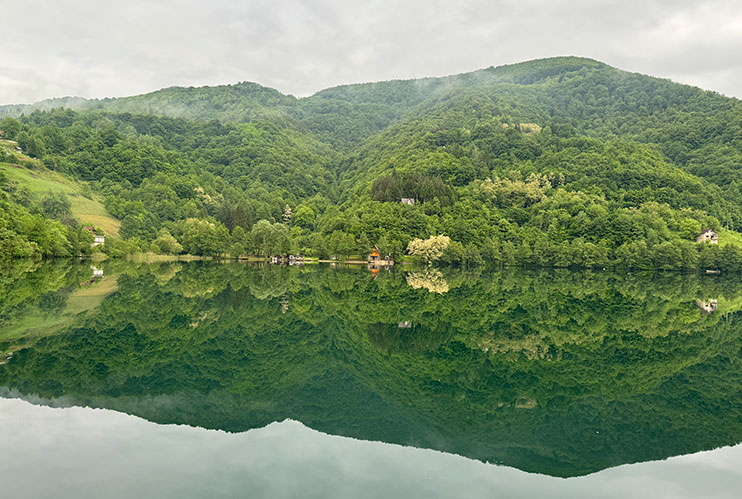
[{"left": 406, "top": 235, "right": 451, "bottom": 265}]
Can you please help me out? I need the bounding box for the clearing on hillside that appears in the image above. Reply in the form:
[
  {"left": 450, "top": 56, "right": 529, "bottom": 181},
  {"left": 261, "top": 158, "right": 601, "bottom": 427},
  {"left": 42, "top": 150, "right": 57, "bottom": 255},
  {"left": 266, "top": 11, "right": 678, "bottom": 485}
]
[{"left": 0, "top": 144, "right": 120, "bottom": 237}]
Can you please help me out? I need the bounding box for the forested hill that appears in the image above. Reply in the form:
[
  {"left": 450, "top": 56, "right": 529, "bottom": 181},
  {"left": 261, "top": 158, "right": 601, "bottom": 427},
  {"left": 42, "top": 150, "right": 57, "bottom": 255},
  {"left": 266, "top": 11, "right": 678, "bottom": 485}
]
[
  {"left": 2, "top": 57, "right": 742, "bottom": 269},
  {"left": 3, "top": 57, "right": 740, "bottom": 150}
]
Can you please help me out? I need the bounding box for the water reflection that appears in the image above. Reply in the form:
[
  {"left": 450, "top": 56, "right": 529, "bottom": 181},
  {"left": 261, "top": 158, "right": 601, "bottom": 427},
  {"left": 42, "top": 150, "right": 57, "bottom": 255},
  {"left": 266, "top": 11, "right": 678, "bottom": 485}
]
[
  {"left": 2, "top": 397, "right": 741, "bottom": 499},
  {"left": 2, "top": 261, "right": 742, "bottom": 478}
]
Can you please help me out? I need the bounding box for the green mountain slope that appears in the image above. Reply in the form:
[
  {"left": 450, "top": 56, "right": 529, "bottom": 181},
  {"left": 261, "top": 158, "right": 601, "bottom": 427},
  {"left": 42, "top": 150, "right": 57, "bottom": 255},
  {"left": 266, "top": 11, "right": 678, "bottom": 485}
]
[
  {"left": 0, "top": 161, "right": 120, "bottom": 237},
  {"left": 1, "top": 57, "right": 742, "bottom": 268},
  {"left": 4, "top": 56, "right": 740, "bottom": 194},
  {"left": 4, "top": 56, "right": 739, "bottom": 152},
  {"left": 0, "top": 139, "right": 118, "bottom": 257},
  {"left": 0, "top": 82, "right": 295, "bottom": 121}
]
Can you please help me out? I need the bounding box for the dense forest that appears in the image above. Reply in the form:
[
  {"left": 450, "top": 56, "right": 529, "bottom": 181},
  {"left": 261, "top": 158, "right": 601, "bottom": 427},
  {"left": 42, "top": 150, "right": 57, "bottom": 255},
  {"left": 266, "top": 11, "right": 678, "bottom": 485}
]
[
  {"left": 3, "top": 262, "right": 742, "bottom": 476},
  {"left": 2, "top": 56, "right": 742, "bottom": 270}
]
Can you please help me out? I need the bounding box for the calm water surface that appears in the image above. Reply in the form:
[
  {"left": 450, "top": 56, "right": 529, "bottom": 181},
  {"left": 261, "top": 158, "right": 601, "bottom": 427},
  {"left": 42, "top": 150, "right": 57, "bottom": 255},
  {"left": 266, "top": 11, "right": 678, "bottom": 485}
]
[{"left": 1, "top": 260, "right": 742, "bottom": 498}]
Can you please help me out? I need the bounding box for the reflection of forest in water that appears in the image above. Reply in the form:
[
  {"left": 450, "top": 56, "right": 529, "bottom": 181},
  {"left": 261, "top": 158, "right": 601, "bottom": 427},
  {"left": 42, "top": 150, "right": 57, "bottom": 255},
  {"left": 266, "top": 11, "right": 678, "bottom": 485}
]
[{"left": 2, "top": 260, "right": 742, "bottom": 477}]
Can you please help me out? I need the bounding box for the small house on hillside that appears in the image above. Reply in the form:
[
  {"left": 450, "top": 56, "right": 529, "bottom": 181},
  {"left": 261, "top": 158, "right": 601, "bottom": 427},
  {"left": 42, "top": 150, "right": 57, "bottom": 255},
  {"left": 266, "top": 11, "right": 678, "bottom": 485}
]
[
  {"left": 369, "top": 245, "right": 394, "bottom": 279},
  {"left": 369, "top": 245, "right": 381, "bottom": 263},
  {"left": 288, "top": 254, "right": 304, "bottom": 266},
  {"left": 401, "top": 198, "right": 416, "bottom": 206},
  {"left": 368, "top": 245, "right": 394, "bottom": 266},
  {"left": 84, "top": 226, "right": 105, "bottom": 247},
  {"left": 696, "top": 229, "right": 718, "bottom": 244}
]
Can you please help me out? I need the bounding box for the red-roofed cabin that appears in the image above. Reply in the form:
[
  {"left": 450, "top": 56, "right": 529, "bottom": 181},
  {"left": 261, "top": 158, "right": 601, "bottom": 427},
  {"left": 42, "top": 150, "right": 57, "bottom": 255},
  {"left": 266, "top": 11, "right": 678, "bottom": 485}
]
[
  {"left": 368, "top": 245, "right": 381, "bottom": 263},
  {"left": 84, "top": 226, "right": 106, "bottom": 247}
]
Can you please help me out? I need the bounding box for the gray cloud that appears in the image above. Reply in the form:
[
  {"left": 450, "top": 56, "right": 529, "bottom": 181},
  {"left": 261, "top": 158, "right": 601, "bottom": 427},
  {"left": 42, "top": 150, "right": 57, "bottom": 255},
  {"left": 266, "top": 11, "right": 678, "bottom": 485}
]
[{"left": 1, "top": 0, "right": 741, "bottom": 104}]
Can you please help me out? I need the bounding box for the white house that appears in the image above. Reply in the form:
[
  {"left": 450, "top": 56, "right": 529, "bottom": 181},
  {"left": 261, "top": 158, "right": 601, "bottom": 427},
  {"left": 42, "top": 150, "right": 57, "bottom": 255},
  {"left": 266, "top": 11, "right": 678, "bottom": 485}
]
[
  {"left": 696, "top": 229, "right": 718, "bottom": 244},
  {"left": 85, "top": 226, "right": 105, "bottom": 247}
]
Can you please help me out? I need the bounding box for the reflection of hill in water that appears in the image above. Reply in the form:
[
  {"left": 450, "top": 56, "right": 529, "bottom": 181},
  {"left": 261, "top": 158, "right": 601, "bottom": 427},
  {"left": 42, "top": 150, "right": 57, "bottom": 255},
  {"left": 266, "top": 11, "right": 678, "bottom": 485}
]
[{"left": 2, "top": 261, "right": 742, "bottom": 477}]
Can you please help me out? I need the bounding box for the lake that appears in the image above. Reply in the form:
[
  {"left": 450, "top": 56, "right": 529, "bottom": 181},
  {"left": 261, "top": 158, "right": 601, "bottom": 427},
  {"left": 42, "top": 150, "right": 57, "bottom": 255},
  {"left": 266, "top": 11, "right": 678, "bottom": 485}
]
[{"left": 1, "top": 260, "right": 742, "bottom": 498}]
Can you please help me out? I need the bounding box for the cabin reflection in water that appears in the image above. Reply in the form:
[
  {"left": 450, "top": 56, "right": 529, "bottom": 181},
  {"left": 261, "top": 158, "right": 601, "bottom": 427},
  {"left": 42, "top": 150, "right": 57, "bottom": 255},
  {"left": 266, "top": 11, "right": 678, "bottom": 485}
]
[
  {"left": 696, "top": 299, "right": 718, "bottom": 314},
  {"left": 82, "top": 265, "right": 104, "bottom": 286},
  {"left": 368, "top": 261, "right": 393, "bottom": 280}
]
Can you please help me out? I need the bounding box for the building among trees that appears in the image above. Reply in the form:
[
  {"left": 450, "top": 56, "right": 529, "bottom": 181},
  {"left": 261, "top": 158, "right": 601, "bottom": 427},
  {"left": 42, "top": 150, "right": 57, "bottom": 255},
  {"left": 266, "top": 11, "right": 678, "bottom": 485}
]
[
  {"left": 369, "top": 245, "right": 381, "bottom": 263},
  {"left": 84, "top": 227, "right": 105, "bottom": 247},
  {"left": 369, "top": 245, "right": 394, "bottom": 266},
  {"left": 696, "top": 229, "right": 718, "bottom": 244}
]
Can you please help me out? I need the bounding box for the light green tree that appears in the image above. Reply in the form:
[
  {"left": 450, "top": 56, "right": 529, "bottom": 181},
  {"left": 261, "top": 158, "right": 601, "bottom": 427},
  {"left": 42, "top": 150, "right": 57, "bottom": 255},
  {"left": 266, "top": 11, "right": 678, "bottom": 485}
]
[
  {"left": 250, "top": 220, "right": 292, "bottom": 257},
  {"left": 153, "top": 229, "right": 183, "bottom": 254},
  {"left": 283, "top": 204, "right": 293, "bottom": 225},
  {"left": 231, "top": 226, "right": 248, "bottom": 256},
  {"left": 407, "top": 235, "right": 451, "bottom": 265}
]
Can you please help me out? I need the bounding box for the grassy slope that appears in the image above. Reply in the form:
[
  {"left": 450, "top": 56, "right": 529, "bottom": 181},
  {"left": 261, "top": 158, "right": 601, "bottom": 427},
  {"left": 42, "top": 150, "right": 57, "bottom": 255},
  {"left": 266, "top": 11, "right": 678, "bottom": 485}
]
[{"left": 0, "top": 141, "right": 120, "bottom": 236}]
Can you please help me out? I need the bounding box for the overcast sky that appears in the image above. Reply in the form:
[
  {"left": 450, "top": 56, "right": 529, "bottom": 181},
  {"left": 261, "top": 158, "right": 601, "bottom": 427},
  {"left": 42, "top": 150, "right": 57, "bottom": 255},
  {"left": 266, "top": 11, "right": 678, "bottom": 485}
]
[{"left": 1, "top": 0, "right": 741, "bottom": 105}]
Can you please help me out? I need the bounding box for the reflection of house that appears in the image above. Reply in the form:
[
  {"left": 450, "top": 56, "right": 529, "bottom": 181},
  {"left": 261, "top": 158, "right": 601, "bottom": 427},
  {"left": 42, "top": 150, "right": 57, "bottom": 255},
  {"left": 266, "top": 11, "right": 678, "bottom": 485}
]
[
  {"left": 398, "top": 321, "right": 412, "bottom": 328},
  {"left": 84, "top": 226, "right": 105, "bottom": 247},
  {"left": 401, "top": 198, "right": 416, "bottom": 206},
  {"left": 696, "top": 299, "right": 718, "bottom": 314},
  {"left": 82, "top": 265, "right": 104, "bottom": 286},
  {"left": 515, "top": 398, "right": 538, "bottom": 409},
  {"left": 696, "top": 229, "right": 718, "bottom": 244}
]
